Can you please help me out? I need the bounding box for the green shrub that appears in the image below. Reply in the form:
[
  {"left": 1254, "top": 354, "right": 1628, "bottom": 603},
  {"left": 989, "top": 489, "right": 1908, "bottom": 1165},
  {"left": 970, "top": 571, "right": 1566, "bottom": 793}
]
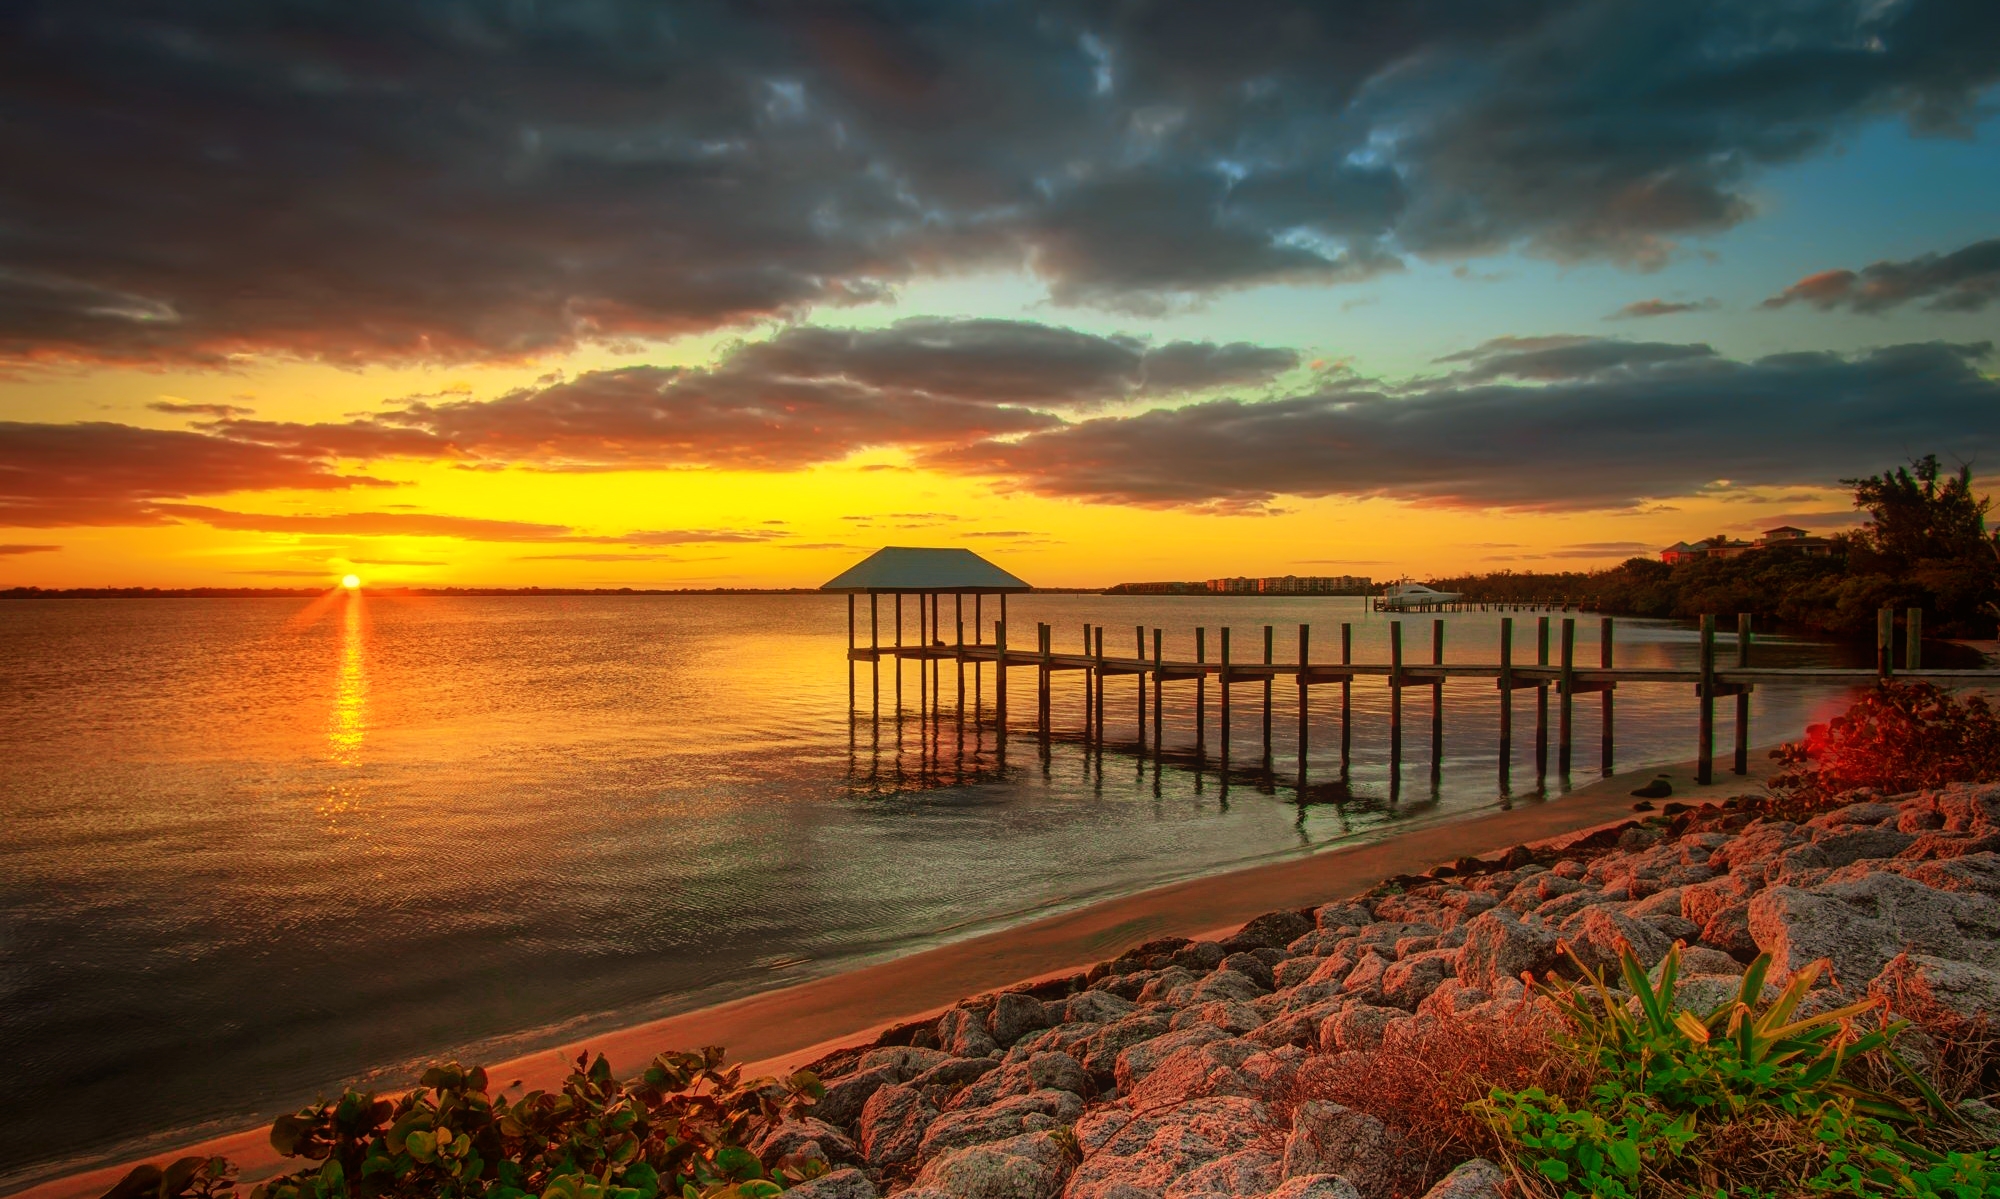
[
  {"left": 1475, "top": 943, "right": 2000, "bottom": 1198},
  {"left": 99, "top": 1049, "right": 825, "bottom": 1199}
]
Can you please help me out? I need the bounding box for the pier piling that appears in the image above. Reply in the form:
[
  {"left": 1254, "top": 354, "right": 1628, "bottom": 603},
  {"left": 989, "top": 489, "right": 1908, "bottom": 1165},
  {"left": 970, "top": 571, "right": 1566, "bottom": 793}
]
[
  {"left": 1600, "top": 617, "right": 1615, "bottom": 776},
  {"left": 1340, "top": 623, "right": 1352, "bottom": 776},
  {"left": 1498, "top": 617, "right": 1513, "bottom": 790},
  {"left": 1390, "top": 621, "right": 1404, "bottom": 787},
  {"left": 1535, "top": 617, "right": 1550, "bottom": 781},
  {"left": 1296, "top": 624, "right": 1310, "bottom": 785},
  {"left": 1734, "top": 615, "right": 1752, "bottom": 776},
  {"left": 1219, "top": 627, "right": 1232, "bottom": 764},
  {"left": 1698, "top": 614, "right": 1716, "bottom": 785},
  {"left": 1431, "top": 619, "right": 1445, "bottom": 783},
  {"left": 1262, "top": 626, "right": 1274, "bottom": 764},
  {"left": 1558, "top": 617, "right": 1575, "bottom": 778},
  {"left": 1195, "top": 627, "right": 1207, "bottom": 758}
]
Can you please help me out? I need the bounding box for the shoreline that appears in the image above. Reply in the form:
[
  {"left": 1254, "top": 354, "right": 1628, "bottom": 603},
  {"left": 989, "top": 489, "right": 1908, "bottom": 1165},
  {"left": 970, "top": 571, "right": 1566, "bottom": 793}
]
[{"left": 7, "top": 751, "right": 1779, "bottom": 1199}]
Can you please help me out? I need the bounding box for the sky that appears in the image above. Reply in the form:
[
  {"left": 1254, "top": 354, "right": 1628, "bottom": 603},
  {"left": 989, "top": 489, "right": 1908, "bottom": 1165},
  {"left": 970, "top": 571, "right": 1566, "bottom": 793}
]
[{"left": 2, "top": 0, "right": 1998, "bottom": 589}]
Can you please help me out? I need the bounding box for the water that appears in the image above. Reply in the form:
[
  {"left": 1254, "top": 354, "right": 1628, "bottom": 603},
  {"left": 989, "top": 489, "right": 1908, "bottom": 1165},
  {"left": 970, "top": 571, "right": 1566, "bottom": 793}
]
[{"left": 0, "top": 594, "right": 1868, "bottom": 1183}]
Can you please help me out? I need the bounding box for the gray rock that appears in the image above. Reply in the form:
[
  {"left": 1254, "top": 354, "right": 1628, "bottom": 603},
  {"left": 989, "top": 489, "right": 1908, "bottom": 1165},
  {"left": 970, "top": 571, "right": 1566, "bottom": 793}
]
[
  {"left": 1192, "top": 968, "right": 1271, "bottom": 1004},
  {"left": 1125, "top": 1038, "right": 1262, "bottom": 1109},
  {"left": 1381, "top": 948, "right": 1459, "bottom": 1010},
  {"left": 1064, "top": 1095, "right": 1267, "bottom": 1199},
  {"left": 818, "top": 1064, "right": 899, "bottom": 1127},
  {"left": 1637, "top": 912, "right": 1701, "bottom": 943},
  {"left": 1811, "top": 826, "right": 1917, "bottom": 866},
  {"left": 1064, "top": 989, "right": 1137, "bottom": 1025},
  {"left": 1114, "top": 1023, "right": 1233, "bottom": 1091},
  {"left": 951, "top": 1051, "right": 1090, "bottom": 1110},
  {"left": 1221, "top": 951, "right": 1279, "bottom": 990},
  {"left": 779, "top": 1167, "right": 880, "bottom": 1199},
  {"left": 941, "top": 1007, "right": 1002, "bottom": 1058},
  {"left": 1875, "top": 953, "right": 2000, "bottom": 1022},
  {"left": 989, "top": 992, "right": 1054, "bottom": 1048},
  {"left": 1418, "top": 1158, "right": 1507, "bottom": 1199},
  {"left": 1314, "top": 902, "right": 1375, "bottom": 931},
  {"left": 1174, "top": 940, "right": 1231, "bottom": 972},
  {"left": 1751, "top": 874, "right": 2000, "bottom": 985},
  {"left": 1264, "top": 1176, "right": 1362, "bottom": 1199},
  {"left": 1164, "top": 1146, "right": 1282, "bottom": 1197},
  {"left": 1170, "top": 999, "right": 1268, "bottom": 1036},
  {"left": 918, "top": 1089, "right": 1083, "bottom": 1161},
  {"left": 1228, "top": 910, "right": 1317, "bottom": 951},
  {"left": 914, "top": 1129, "right": 1076, "bottom": 1199},
  {"left": 911, "top": 1055, "right": 1002, "bottom": 1094},
  {"left": 1562, "top": 907, "right": 1672, "bottom": 975},
  {"left": 1282, "top": 1101, "right": 1402, "bottom": 1184},
  {"left": 1455, "top": 908, "right": 1560, "bottom": 992},
  {"left": 856, "top": 1045, "right": 953, "bottom": 1078},
  {"left": 1273, "top": 956, "right": 1325, "bottom": 989},
  {"left": 858, "top": 1082, "right": 937, "bottom": 1168},
  {"left": 1317, "top": 1004, "right": 1402, "bottom": 1053},
  {"left": 1698, "top": 901, "right": 1759, "bottom": 960},
  {"left": 1078, "top": 1011, "right": 1172, "bottom": 1079},
  {"left": 755, "top": 1117, "right": 862, "bottom": 1167},
  {"left": 1005, "top": 1022, "right": 1099, "bottom": 1063}
]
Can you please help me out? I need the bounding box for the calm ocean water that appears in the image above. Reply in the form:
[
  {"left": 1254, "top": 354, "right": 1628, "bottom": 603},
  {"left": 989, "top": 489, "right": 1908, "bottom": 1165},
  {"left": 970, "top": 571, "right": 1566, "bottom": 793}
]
[{"left": 0, "top": 594, "right": 1870, "bottom": 1182}]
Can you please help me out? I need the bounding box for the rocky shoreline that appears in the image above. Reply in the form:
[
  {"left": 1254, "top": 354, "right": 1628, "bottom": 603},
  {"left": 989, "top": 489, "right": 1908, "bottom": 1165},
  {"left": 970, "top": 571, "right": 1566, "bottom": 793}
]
[{"left": 762, "top": 782, "right": 2000, "bottom": 1199}]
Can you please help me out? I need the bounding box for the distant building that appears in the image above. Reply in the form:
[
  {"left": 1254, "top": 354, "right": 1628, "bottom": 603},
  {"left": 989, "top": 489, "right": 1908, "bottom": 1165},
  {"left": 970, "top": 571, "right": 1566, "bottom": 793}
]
[{"left": 1659, "top": 525, "right": 1837, "bottom": 563}]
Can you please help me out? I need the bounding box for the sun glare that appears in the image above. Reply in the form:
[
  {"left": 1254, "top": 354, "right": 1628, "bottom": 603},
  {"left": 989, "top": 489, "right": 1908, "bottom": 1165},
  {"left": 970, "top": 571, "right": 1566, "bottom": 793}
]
[{"left": 341, "top": 574, "right": 362, "bottom": 590}]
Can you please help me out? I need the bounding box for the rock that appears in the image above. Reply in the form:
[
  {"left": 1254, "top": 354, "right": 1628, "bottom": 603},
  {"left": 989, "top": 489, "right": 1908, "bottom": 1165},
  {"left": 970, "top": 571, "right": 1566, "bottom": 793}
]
[
  {"left": 1064, "top": 989, "right": 1137, "bottom": 1025},
  {"left": 1631, "top": 776, "right": 1672, "bottom": 799},
  {"left": 950, "top": 1052, "right": 1090, "bottom": 1111},
  {"left": 1873, "top": 953, "right": 2000, "bottom": 1022},
  {"left": 1418, "top": 1158, "right": 1506, "bottom": 1199},
  {"left": 1807, "top": 802, "right": 1901, "bottom": 830},
  {"left": 1063, "top": 1095, "right": 1267, "bottom": 1199},
  {"left": 1282, "top": 1102, "right": 1402, "bottom": 1186},
  {"left": 1698, "top": 901, "right": 1759, "bottom": 960},
  {"left": 756, "top": 1117, "right": 862, "bottom": 1167},
  {"left": 1164, "top": 1147, "right": 1282, "bottom": 1197},
  {"left": 1115, "top": 1023, "right": 1234, "bottom": 1092},
  {"left": 1656, "top": 944, "right": 1740, "bottom": 978},
  {"left": 912, "top": 1055, "right": 1002, "bottom": 1097},
  {"left": 1220, "top": 951, "right": 1279, "bottom": 990},
  {"left": 1340, "top": 951, "right": 1392, "bottom": 1003},
  {"left": 819, "top": 1065, "right": 899, "bottom": 1127},
  {"left": 1125, "top": 1038, "right": 1261, "bottom": 1109},
  {"left": 990, "top": 992, "right": 1054, "bottom": 1048},
  {"left": 1636, "top": 912, "right": 1701, "bottom": 943},
  {"left": 1811, "top": 826, "right": 1917, "bottom": 866},
  {"left": 1079, "top": 1012, "right": 1172, "bottom": 1080},
  {"left": 1563, "top": 907, "right": 1672, "bottom": 975},
  {"left": 1192, "top": 968, "right": 1271, "bottom": 1004},
  {"left": 1456, "top": 908, "right": 1560, "bottom": 992},
  {"left": 780, "top": 1167, "right": 880, "bottom": 1199},
  {"left": 1170, "top": 999, "right": 1268, "bottom": 1036},
  {"left": 1381, "top": 948, "right": 1458, "bottom": 1009},
  {"left": 1226, "top": 910, "right": 1317, "bottom": 952},
  {"left": 914, "top": 1130, "right": 1076, "bottom": 1199},
  {"left": 1264, "top": 1177, "right": 1362, "bottom": 1199},
  {"left": 941, "top": 1007, "right": 1002, "bottom": 1058},
  {"left": 1318, "top": 1004, "right": 1402, "bottom": 1053},
  {"left": 1137, "top": 967, "right": 1200, "bottom": 1004},
  {"left": 1314, "top": 902, "right": 1375, "bottom": 931},
  {"left": 1174, "top": 941, "right": 1230, "bottom": 972},
  {"left": 918, "top": 1089, "right": 1082, "bottom": 1161},
  {"left": 1273, "top": 957, "right": 1325, "bottom": 989},
  {"left": 1750, "top": 874, "right": 2000, "bottom": 985},
  {"left": 858, "top": 1082, "right": 937, "bottom": 1168},
  {"left": 857, "top": 1045, "right": 954, "bottom": 1078},
  {"left": 1007, "top": 1022, "right": 1099, "bottom": 1063}
]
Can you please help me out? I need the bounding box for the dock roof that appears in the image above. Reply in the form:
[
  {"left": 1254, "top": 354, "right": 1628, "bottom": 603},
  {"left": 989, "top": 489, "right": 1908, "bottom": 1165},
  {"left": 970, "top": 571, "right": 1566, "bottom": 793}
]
[{"left": 820, "top": 546, "right": 1032, "bottom": 594}]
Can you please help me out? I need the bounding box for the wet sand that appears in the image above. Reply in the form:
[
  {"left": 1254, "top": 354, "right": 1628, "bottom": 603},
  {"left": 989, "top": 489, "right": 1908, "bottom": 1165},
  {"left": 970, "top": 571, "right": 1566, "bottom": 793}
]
[{"left": 12, "top": 752, "right": 1778, "bottom": 1199}]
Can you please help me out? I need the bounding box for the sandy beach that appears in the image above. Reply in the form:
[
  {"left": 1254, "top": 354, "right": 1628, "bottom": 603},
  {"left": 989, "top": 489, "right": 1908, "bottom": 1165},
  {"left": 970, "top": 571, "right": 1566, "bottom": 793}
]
[{"left": 10, "top": 751, "right": 1779, "bottom": 1199}]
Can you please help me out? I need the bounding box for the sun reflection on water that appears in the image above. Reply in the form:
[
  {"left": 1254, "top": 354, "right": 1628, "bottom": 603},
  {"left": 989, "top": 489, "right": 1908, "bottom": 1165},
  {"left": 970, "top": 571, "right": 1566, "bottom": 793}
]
[{"left": 328, "top": 591, "right": 368, "bottom": 767}]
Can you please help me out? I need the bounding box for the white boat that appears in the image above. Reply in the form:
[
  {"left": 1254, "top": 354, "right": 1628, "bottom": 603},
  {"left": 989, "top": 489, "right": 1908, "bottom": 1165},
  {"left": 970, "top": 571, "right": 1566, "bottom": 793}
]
[{"left": 1377, "top": 581, "right": 1463, "bottom": 611}]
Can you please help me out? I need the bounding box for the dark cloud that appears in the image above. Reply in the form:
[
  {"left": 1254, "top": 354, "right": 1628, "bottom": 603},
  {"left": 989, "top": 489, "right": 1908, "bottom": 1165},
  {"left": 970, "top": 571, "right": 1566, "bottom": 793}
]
[
  {"left": 148, "top": 401, "right": 255, "bottom": 417},
  {"left": 924, "top": 339, "right": 2000, "bottom": 511},
  {"left": 0, "top": 543, "right": 61, "bottom": 555},
  {"left": 198, "top": 317, "right": 1283, "bottom": 471},
  {"left": 1437, "top": 336, "right": 1720, "bottom": 381},
  {"left": 1761, "top": 238, "right": 2000, "bottom": 314},
  {"left": 1608, "top": 298, "right": 1721, "bottom": 320},
  {"left": 3, "top": 1, "right": 1995, "bottom": 362},
  {"left": 0, "top": 420, "right": 388, "bottom": 526},
  {"left": 150, "top": 504, "right": 581, "bottom": 541}
]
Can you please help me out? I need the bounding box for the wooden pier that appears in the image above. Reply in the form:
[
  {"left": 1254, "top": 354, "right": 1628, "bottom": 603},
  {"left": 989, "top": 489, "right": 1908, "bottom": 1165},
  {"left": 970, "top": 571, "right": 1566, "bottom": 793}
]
[{"left": 846, "top": 600, "right": 1988, "bottom": 792}]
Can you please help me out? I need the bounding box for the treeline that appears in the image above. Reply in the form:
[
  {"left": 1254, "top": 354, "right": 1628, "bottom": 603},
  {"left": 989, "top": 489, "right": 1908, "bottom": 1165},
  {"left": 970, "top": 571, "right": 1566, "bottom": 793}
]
[{"left": 1432, "top": 456, "right": 2000, "bottom": 638}]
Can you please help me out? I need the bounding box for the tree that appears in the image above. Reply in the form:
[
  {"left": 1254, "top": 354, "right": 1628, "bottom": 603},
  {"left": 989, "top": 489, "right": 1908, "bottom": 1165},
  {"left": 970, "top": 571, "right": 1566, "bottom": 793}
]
[{"left": 1844, "top": 455, "right": 1999, "bottom": 635}]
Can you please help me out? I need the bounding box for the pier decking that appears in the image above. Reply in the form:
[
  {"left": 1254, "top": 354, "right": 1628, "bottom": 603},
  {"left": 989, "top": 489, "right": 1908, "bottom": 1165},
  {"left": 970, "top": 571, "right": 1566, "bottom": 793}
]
[{"left": 844, "top": 598, "right": 1985, "bottom": 791}]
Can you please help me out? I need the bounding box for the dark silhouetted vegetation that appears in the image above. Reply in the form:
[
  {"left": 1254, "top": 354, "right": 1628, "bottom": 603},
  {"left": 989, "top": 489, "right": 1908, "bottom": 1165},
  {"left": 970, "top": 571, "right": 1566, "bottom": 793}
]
[
  {"left": 1433, "top": 456, "right": 2000, "bottom": 638},
  {"left": 1771, "top": 681, "right": 2000, "bottom": 803}
]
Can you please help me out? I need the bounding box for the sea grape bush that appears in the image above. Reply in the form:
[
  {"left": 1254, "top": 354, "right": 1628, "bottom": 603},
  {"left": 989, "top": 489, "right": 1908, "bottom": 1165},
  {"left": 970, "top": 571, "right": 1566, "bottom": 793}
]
[
  {"left": 98, "top": 1049, "right": 825, "bottom": 1199},
  {"left": 1476, "top": 943, "right": 2000, "bottom": 1199},
  {"left": 1771, "top": 681, "right": 2000, "bottom": 801}
]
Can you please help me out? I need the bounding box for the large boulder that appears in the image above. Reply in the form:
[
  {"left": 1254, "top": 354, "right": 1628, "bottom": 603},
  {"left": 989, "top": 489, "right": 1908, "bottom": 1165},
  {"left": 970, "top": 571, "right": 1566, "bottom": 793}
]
[
  {"left": 1418, "top": 1159, "right": 1507, "bottom": 1199},
  {"left": 989, "top": 993, "right": 1055, "bottom": 1048},
  {"left": 779, "top": 1168, "right": 879, "bottom": 1199},
  {"left": 915, "top": 1130, "right": 1076, "bottom": 1199},
  {"left": 951, "top": 1052, "right": 1090, "bottom": 1110},
  {"left": 1226, "top": 910, "right": 1317, "bottom": 952},
  {"left": 1124, "top": 1038, "right": 1262, "bottom": 1109},
  {"left": 1750, "top": 874, "right": 2000, "bottom": 984},
  {"left": 1317, "top": 1005, "right": 1403, "bottom": 1054},
  {"left": 919, "top": 1089, "right": 1083, "bottom": 1161},
  {"left": 1064, "top": 989, "right": 1137, "bottom": 1025},
  {"left": 1265, "top": 1178, "right": 1362, "bottom": 1199},
  {"left": 1164, "top": 1147, "right": 1282, "bottom": 1197},
  {"left": 1078, "top": 1012, "right": 1172, "bottom": 1081},
  {"left": 941, "top": 1007, "right": 1003, "bottom": 1058},
  {"left": 1113, "top": 1024, "right": 1233, "bottom": 1092},
  {"left": 755, "top": 1117, "right": 861, "bottom": 1168},
  {"left": 857, "top": 1083, "right": 937, "bottom": 1168},
  {"left": 1561, "top": 907, "right": 1672, "bottom": 975},
  {"left": 1281, "top": 1101, "right": 1402, "bottom": 1186},
  {"left": 1064, "top": 1095, "right": 1267, "bottom": 1199},
  {"left": 1381, "top": 948, "right": 1459, "bottom": 1010},
  {"left": 1455, "top": 908, "right": 1560, "bottom": 992},
  {"left": 818, "top": 1065, "right": 899, "bottom": 1128}
]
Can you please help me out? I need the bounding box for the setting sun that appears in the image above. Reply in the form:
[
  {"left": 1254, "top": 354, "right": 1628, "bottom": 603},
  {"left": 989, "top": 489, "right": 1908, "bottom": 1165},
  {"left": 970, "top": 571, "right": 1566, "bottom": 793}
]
[{"left": 340, "top": 574, "right": 361, "bottom": 590}]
